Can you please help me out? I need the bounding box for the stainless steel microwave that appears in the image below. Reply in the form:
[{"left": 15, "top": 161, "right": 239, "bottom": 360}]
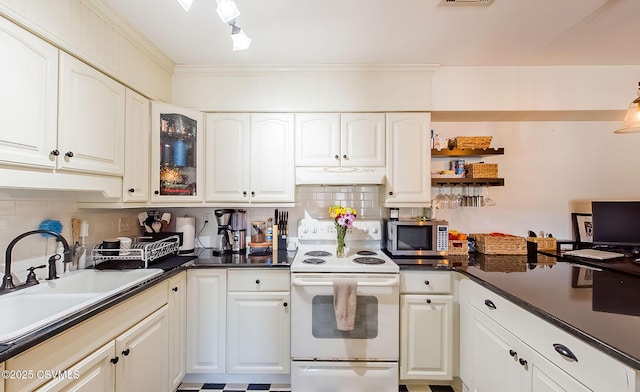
[{"left": 383, "top": 219, "right": 449, "bottom": 256}]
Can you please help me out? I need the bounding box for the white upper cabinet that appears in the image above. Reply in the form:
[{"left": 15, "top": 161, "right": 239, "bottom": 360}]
[
  {"left": 58, "top": 53, "right": 125, "bottom": 176},
  {"left": 384, "top": 113, "right": 431, "bottom": 207},
  {"left": 206, "top": 113, "right": 294, "bottom": 204},
  {"left": 296, "top": 113, "right": 385, "bottom": 167},
  {"left": 0, "top": 16, "right": 58, "bottom": 169},
  {"left": 123, "top": 89, "right": 150, "bottom": 202},
  {"left": 150, "top": 102, "right": 204, "bottom": 202}
]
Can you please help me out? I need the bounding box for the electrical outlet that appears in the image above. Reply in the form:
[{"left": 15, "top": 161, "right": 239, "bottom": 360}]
[{"left": 119, "top": 217, "right": 132, "bottom": 233}]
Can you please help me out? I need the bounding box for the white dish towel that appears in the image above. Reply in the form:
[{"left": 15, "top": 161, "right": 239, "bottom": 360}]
[{"left": 333, "top": 278, "right": 358, "bottom": 331}]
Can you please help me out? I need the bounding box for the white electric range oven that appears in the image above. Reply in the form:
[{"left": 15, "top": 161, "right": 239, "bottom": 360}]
[{"left": 290, "top": 219, "right": 399, "bottom": 392}]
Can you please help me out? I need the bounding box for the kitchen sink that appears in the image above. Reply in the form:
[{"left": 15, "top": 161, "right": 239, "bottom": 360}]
[{"left": 0, "top": 269, "right": 163, "bottom": 343}]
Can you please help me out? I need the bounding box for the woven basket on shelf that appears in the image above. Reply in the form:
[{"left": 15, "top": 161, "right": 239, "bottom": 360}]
[
  {"left": 448, "top": 240, "right": 469, "bottom": 255},
  {"left": 450, "top": 136, "right": 493, "bottom": 150},
  {"left": 472, "top": 233, "right": 527, "bottom": 255},
  {"left": 466, "top": 163, "right": 498, "bottom": 178},
  {"left": 526, "top": 237, "right": 557, "bottom": 251}
]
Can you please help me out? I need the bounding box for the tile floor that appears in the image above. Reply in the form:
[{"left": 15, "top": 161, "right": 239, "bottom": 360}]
[{"left": 177, "top": 383, "right": 456, "bottom": 392}]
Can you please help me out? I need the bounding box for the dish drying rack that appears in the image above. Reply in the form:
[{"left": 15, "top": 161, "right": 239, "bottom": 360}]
[{"left": 91, "top": 235, "right": 180, "bottom": 268}]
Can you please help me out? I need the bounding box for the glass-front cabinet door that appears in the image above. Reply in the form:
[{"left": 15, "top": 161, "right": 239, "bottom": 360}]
[{"left": 151, "top": 102, "right": 203, "bottom": 202}]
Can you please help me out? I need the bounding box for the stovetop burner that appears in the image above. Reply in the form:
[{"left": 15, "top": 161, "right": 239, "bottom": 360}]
[
  {"left": 304, "top": 250, "right": 332, "bottom": 257},
  {"left": 302, "top": 258, "right": 327, "bottom": 264},
  {"left": 356, "top": 250, "right": 377, "bottom": 256},
  {"left": 353, "top": 257, "right": 386, "bottom": 265}
]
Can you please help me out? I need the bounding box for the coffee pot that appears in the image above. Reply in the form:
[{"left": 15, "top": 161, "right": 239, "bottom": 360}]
[
  {"left": 230, "top": 210, "right": 247, "bottom": 253},
  {"left": 213, "top": 209, "right": 234, "bottom": 255}
]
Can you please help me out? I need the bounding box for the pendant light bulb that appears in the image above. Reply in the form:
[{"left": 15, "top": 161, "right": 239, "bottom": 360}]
[
  {"left": 615, "top": 82, "right": 640, "bottom": 134},
  {"left": 231, "top": 28, "right": 251, "bottom": 51}
]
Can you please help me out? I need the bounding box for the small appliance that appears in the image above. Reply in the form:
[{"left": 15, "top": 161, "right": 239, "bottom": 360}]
[
  {"left": 384, "top": 219, "right": 449, "bottom": 256},
  {"left": 230, "top": 209, "right": 247, "bottom": 253},
  {"left": 213, "top": 209, "right": 234, "bottom": 254}
]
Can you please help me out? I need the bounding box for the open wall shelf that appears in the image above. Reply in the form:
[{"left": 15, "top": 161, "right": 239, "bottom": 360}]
[
  {"left": 431, "top": 148, "right": 504, "bottom": 157},
  {"left": 431, "top": 178, "right": 505, "bottom": 187}
]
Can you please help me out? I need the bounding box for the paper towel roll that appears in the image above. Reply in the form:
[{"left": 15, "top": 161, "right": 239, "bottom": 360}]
[{"left": 176, "top": 216, "right": 195, "bottom": 253}]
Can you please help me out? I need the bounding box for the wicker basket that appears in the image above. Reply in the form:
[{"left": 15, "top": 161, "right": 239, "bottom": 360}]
[
  {"left": 450, "top": 136, "right": 493, "bottom": 150},
  {"left": 466, "top": 163, "right": 498, "bottom": 178},
  {"left": 527, "top": 237, "right": 557, "bottom": 251},
  {"left": 472, "top": 233, "right": 527, "bottom": 255},
  {"left": 448, "top": 239, "right": 469, "bottom": 255}
]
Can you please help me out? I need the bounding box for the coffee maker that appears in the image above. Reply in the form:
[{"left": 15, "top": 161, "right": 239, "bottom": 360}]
[
  {"left": 213, "top": 209, "right": 234, "bottom": 255},
  {"left": 230, "top": 210, "right": 247, "bottom": 253}
]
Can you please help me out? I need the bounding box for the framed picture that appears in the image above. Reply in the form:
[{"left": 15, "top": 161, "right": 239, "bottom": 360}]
[
  {"left": 571, "top": 266, "right": 594, "bottom": 288},
  {"left": 571, "top": 213, "right": 593, "bottom": 243}
]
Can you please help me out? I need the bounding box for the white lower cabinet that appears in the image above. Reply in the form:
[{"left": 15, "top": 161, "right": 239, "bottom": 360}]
[
  {"left": 467, "top": 306, "right": 589, "bottom": 392},
  {"left": 400, "top": 271, "right": 453, "bottom": 381},
  {"left": 186, "top": 269, "right": 227, "bottom": 373},
  {"left": 35, "top": 306, "right": 169, "bottom": 392},
  {"left": 460, "top": 278, "right": 636, "bottom": 392},
  {"left": 168, "top": 271, "right": 188, "bottom": 390},
  {"left": 226, "top": 270, "right": 290, "bottom": 375}
]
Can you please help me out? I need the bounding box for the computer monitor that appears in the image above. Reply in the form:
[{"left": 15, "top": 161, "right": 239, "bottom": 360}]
[{"left": 591, "top": 201, "right": 640, "bottom": 248}]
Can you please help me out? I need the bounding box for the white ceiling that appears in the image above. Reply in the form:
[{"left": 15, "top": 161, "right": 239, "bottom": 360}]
[{"left": 102, "top": 0, "right": 639, "bottom": 67}]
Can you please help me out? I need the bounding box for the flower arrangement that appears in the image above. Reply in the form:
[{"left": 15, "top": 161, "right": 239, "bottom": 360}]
[{"left": 329, "top": 205, "right": 357, "bottom": 257}]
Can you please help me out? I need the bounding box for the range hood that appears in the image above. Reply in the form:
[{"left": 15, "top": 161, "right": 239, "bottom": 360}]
[{"left": 295, "top": 167, "right": 386, "bottom": 185}]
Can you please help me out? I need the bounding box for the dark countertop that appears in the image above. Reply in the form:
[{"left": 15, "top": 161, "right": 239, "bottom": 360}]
[
  {"left": 450, "top": 252, "right": 640, "bottom": 370},
  {"left": 191, "top": 248, "right": 294, "bottom": 268}
]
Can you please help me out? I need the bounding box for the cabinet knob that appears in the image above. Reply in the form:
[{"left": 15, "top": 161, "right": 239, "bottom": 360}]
[
  {"left": 334, "top": 155, "right": 339, "bottom": 160},
  {"left": 553, "top": 343, "right": 578, "bottom": 362},
  {"left": 172, "top": 287, "right": 179, "bottom": 292},
  {"left": 388, "top": 191, "right": 394, "bottom": 196},
  {"left": 426, "top": 299, "right": 432, "bottom": 304},
  {"left": 509, "top": 349, "right": 518, "bottom": 358},
  {"left": 122, "top": 349, "right": 130, "bottom": 356},
  {"left": 255, "top": 279, "right": 261, "bottom": 284},
  {"left": 128, "top": 188, "right": 135, "bottom": 193},
  {"left": 64, "top": 151, "right": 74, "bottom": 158},
  {"left": 243, "top": 191, "right": 247, "bottom": 197},
  {"left": 251, "top": 191, "right": 255, "bottom": 197},
  {"left": 518, "top": 358, "right": 528, "bottom": 367},
  {"left": 484, "top": 299, "right": 497, "bottom": 310},
  {"left": 154, "top": 190, "right": 160, "bottom": 195},
  {"left": 50, "top": 149, "right": 60, "bottom": 156},
  {"left": 110, "top": 357, "right": 119, "bottom": 364},
  {"left": 283, "top": 302, "right": 288, "bottom": 307},
  {"left": 342, "top": 154, "right": 347, "bottom": 159},
  {"left": 424, "top": 280, "right": 430, "bottom": 285}
]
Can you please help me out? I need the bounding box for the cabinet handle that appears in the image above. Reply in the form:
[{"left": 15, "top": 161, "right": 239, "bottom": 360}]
[
  {"left": 154, "top": 190, "right": 160, "bottom": 195},
  {"left": 50, "top": 149, "right": 60, "bottom": 156},
  {"left": 426, "top": 299, "right": 432, "bottom": 304},
  {"left": 484, "top": 299, "right": 497, "bottom": 310},
  {"left": 122, "top": 349, "right": 130, "bottom": 356},
  {"left": 342, "top": 154, "right": 347, "bottom": 159},
  {"left": 128, "top": 188, "right": 135, "bottom": 193},
  {"left": 509, "top": 349, "right": 517, "bottom": 358},
  {"left": 334, "top": 155, "right": 339, "bottom": 160},
  {"left": 110, "top": 357, "right": 119, "bottom": 364},
  {"left": 64, "top": 151, "right": 74, "bottom": 158},
  {"left": 243, "top": 191, "right": 247, "bottom": 197},
  {"left": 255, "top": 279, "right": 261, "bottom": 284},
  {"left": 172, "top": 286, "right": 179, "bottom": 292},
  {"left": 518, "top": 358, "right": 528, "bottom": 367},
  {"left": 553, "top": 343, "right": 578, "bottom": 362},
  {"left": 388, "top": 191, "right": 394, "bottom": 196},
  {"left": 283, "top": 302, "right": 288, "bottom": 307},
  {"left": 424, "top": 280, "right": 430, "bottom": 285},
  {"left": 251, "top": 191, "right": 255, "bottom": 197}
]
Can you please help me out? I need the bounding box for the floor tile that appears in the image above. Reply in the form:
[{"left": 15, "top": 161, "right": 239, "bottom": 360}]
[
  {"left": 203, "top": 384, "right": 227, "bottom": 390},
  {"left": 247, "top": 384, "right": 271, "bottom": 390},
  {"left": 430, "top": 386, "right": 455, "bottom": 392}
]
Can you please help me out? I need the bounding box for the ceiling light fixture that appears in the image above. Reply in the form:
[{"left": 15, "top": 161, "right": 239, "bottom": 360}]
[
  {"left": 176, "top": 0, "right": 194, "bottom": 12},
  {"left": 229, "top": 21, "right": 251, "bottom": 51},
  {"left": 216, "top": 0, "right": 241, "bottom": 23},
  {"left": 614, "top": 82, "right": 640, "bottom": 134}
]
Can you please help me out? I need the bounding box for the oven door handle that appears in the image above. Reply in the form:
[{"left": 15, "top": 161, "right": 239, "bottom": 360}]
[{"left": 291, "top": 278, "right": 399, "bottom": 287}]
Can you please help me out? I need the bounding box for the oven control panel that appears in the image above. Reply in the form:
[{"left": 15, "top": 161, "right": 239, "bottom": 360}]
[{"left": 298, "top": 219, "right": 383, "bottom": 241}]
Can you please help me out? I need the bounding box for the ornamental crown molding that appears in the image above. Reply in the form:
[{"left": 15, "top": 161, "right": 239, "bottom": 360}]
[{"left": 173, "top": 64, "right": 440, "bottom": 77}]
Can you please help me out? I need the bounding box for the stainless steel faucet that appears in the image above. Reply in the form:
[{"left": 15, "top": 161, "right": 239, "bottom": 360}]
[{"left": 1, "top": 230, "right": 71, "bottom": 291}]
